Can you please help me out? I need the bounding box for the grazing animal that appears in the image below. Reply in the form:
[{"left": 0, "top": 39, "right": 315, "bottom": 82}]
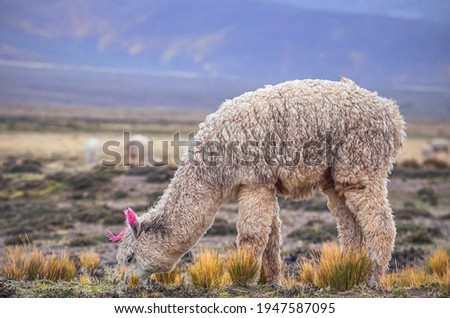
[
  {"left": 124, "top": 134, "right": 149, "bottom": 167},
  {"left": 84, "top": 138, "right": 101, "bottom": 168},
  {"left": 110, "top": 78, "right": 405, "bottom": 287}
]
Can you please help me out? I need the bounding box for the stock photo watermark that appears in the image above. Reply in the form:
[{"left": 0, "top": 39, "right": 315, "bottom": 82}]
[{"left": 101, "top": 131, "right": 351, "bottom": 168}]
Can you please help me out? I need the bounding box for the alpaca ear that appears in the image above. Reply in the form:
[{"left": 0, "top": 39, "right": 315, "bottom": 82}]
[
  {"left": 128, "top": 219, "right": 141, "bottom": 239},
  {"left": 123, "top": 207, "right": 140, "bottom": 239}
]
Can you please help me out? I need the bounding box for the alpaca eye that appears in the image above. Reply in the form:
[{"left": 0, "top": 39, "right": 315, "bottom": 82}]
[{"left": 126, "top": 255, "right": 134, "bottom": 264}]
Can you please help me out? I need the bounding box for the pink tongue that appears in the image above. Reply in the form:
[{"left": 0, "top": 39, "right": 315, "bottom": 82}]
[{"left": 107, "top": 228, "right": 127, "bottom": 242}]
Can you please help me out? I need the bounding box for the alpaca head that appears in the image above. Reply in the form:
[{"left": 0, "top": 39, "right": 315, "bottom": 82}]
[{"left": 108, "top": 207, "right": 179, "bottom": 283}]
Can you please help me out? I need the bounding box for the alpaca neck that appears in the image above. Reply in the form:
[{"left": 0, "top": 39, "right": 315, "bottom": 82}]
[{"left": 144, "top": 166, "right": 223, "bottom": 257}]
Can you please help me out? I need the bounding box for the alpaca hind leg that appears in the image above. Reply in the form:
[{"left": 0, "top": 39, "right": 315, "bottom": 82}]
[
  {"left": 322, "top": 183, "right": 364, "bottom": 249},
  {"left": 237, "top": 185, "right": 277, "bottom": 282},
  {"left": 342, "top": 180, "right": 396, "bottom": 287},
  {"left": 262, "top": 205, "right": 282, "bottom": 286}
]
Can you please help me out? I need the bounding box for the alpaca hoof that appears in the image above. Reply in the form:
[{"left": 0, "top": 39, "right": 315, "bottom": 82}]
[
  {"left": 269, "top": 281, "right": 282, "bottom": 289},
  {"left": 367, "top": 275, "right": 380, "bottom": 289}
]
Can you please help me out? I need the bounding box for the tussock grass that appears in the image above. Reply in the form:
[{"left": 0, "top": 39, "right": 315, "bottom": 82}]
[
  {"left": 127, "top": 273, "right": 140, "bottom": 288},
  {"left": 3, "top": 246, "right": 76, "bottom": 281},
  {"left": 315, "top": 242, "right": 372, "bottom": 290},
  {"left": 152, "top": 266, "right": 182, "bottom": 285},
  {"left": 188, "top": 249, "right": 224, "bottom": 288},
  {"left": 428, "top": 249, "right": 449, "bottom": 278},
  {"left": 80, "top": 274, "right": 92, "bottom": 285},
  {"left": 381, "top": 249, "right": 449, "bottom": 291},
  {"left": 382, "top": 267, "right": 434, "bottom": 289},
  {"left": 79, "top": 248, "right": 100, "bottom": 271},
  {"left": 118, "top": 266, "right": 126, "bottom": 282},
  {"left": 225, "top": 249, "right": 259, "bottom": 286},
  {"left": 297, "top": 242, "right": 371, "bottom": 291},
  {"left": 44, "top": 252, "right": 76, "bottom": 281},
  {"left": 299, "top": 259, "right": 316, "bottom": 285},
  {"left": 258, "top": 265, "right": 267, "bottom": 285},
  {"left": 3, "top": 246, "right": 46, "bottom": 280}
]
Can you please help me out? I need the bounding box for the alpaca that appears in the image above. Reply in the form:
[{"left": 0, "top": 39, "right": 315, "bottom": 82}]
[
  {"left": 110, "top": 78, "right": 405, "bottom": 287},
  {"left": 124, "top": 134, "right": 149, "bottom": 167},
  {"left": 84, "top": 137, "right": 101, "bottom": 168}
]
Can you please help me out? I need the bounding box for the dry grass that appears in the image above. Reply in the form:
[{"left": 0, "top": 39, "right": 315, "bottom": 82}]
[
  {"left": 79, "top": 249, "right": 100, "bottom": 271},
  {"left": 225, "top": 249, "right": 259, "bottom": 286},
  {"left": 381, "top": 267, "right": 435, "bottom": 289},
  {"left": 152, "top": 266, "right": 182, "bottom": 285},
  {"left": 381, "top": 249, "right": 449, "bottom": 291},
  {"left": 80, "top": 274, "right": 92, "bottom": 285},
  {"left": 44, "top": 252, "right": 76, "bottom": 281},
  {"left": 3, "top": 246, "right": 46, "bottom": 280},
  {"left": 258, "top": 264, "right": 267, "bottom": 285},
  {"left": 127, "top": 273, "right": 140, "bottom": 288},
  {"left": 3, "top": 246, "right": 76, "bottom": 281},
  {"left": 380, "top": 249, "right": 449, "bottom": 293},
  {"left": 298, "top": 242, "right": 372, "bottom": 291},
  {"left": 188, "top": 249, "right": 224, "bottom": 288},
  {"left": 299, "top": 259, "right": 316, "bottom": 286},
  {"left": 428, "top": 249, "right": 449, "bottom": 278},
  {"left": 315, "top": 242, "right": 372, "bottom": 290},
  {"left": 118, "top": 266, "right": 126, "bottom": 282}
]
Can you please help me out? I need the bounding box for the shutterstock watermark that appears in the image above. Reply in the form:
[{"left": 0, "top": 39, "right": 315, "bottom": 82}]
[{"left": 101, "top": 131, "right": 349, "bottom": 168}]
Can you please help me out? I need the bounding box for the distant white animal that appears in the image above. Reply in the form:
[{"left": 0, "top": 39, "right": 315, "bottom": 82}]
[
  {"left": 422, "top": 138, "right": 449, "bottom": 161},
  {"left": 124, "top": 134, "right": 149, "bottom": 166},
  {"left": 84, "top": 138, "right": 101, "bottom": 167},
  {"left": 429, "top": 138, "right": 448, "bottom": 153}
]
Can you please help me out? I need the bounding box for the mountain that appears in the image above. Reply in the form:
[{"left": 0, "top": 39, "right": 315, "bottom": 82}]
[{"left": 0, "top": 0, "right": 448, "bottom": 118}]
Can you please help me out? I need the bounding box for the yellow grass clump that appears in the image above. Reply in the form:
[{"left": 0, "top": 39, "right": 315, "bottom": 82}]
[
  {"left": 258, "top": 264, "right": 267, "bottom": 285},
  {"left": 44, "top": 252, "right": 76, "bottom": 281},
  {"left": 225, "top": 249, "right": 259, "bottom": 286},
  {"left": 3, "top": 246, "right": 46, "bottom": 280},
  {"left": 2, "top": 246, "right": 76, "bottom": 281},
  {"left": 428, "top": 249, "right": 449, "bottom": 278},
  {"left": 381, "top": 267, "right": 435, "bottom": 289},
  {"left": 298, "top": 242, "right": 371, "bottom": 291},
  {"left": 188, "top": 249, "right": 224, "bottom": 288},
  {"left": 381, "top": 249, "right": 449, "bottom": 292},
  {"left": 315, "top": 242, "right": 372, "bottom": 290},
  {"left": 299, "top": 259, "right": 316, "bottom": 286},
  {"left": 79, "top": 249, "right": 101, "bottom": 271},
  {"left": 118, "top": 266, "right": 126, "bottom": 282},
  {"left": 80, "top": 274, "right": 92, "bottom": 285},
  {"left": 127, "top": 273, "right": 140, "bottom": 288},
  {"left": 151, "top": 266, "right": 182, "bottom": 285}
]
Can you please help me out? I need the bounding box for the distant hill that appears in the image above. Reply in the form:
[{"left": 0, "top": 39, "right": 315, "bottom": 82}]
[{"left": 0, "top": 0, "right": 448, "bottom": 118}]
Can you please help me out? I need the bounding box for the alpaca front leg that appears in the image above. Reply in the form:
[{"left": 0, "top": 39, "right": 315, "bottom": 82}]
[
  {"left": 237, "top": 186, "right": 277, "bottom": 282},
  {"left": 322, "top": 184, "right": 364, "bottom": 249},
  {"left": 343, "top": 181, "right": 396, "bottom": 288},
  {"left": 262, "top": 209, "right": 282, "bottom": 287}
]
